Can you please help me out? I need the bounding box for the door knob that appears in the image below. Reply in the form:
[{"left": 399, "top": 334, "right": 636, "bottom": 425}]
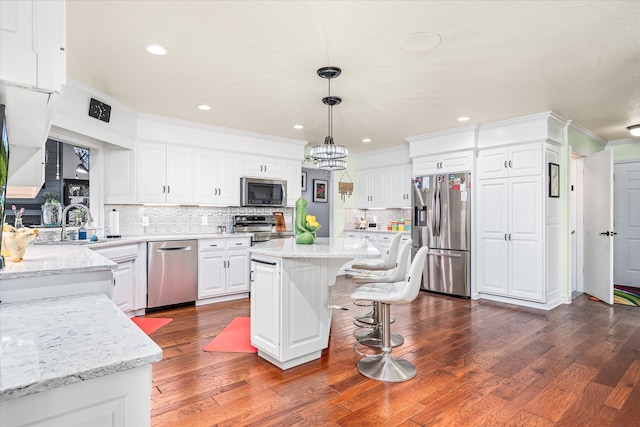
[
  {"left": 599, "top": 231, "right": 617, "bottom": 236},
  {"left": 600, "top": 231, "right": 610, "bottom": 236}
]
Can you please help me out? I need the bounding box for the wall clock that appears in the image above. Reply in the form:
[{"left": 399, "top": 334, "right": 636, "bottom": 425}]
[{"left": 88, "top": 98, "right": 111, "bottom": 123}]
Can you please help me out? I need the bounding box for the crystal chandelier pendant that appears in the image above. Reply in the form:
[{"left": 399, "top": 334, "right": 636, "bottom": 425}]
[{"left": 310, "top": 66, "right": 348, "bottom": 171}]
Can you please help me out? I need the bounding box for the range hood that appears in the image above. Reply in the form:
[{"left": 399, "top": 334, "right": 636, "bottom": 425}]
[{"left": 1, "top": 84, "right": 58, "bottom": 198}]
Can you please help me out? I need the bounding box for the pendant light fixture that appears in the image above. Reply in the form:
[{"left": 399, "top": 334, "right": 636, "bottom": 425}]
[{"left": 309, "top": 66, "right": 348, "bottom": 171}]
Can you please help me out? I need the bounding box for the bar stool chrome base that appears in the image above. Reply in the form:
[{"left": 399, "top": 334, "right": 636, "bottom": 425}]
[{"left": 357, "top": 353, "right": 417, "bottom": 382}]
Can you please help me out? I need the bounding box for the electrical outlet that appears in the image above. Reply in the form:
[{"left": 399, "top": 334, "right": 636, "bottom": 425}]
[
  {"left": 201, "top": 216, "right": 208, "bottom": 226},
  {"left": 142, "top": 216, "right": 149, "bottom": 227}
]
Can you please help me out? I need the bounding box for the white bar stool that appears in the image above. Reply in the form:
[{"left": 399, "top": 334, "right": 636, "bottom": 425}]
[
  {"left": 350, "top": 246, "right": 429, "bottom": 382},
  {"left": 350, "top": 233, "right": 403, "bottom": 327},
  {"left": 352, "top": 239, "right": 412, "bottom": 348}
]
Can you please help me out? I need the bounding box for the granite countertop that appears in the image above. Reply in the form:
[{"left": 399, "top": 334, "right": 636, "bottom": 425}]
[
  {"left": 248, "top": 237, "right": 380, "bottom": 259},
  {"left": 0, "top": 293, "right": 162, "bottom": 401},
  {"left": 0, "top": 245, "right": 117, "bottom": 280},
  {"left": 2, "top": 233, "right": 256, "bottom": 280},
  {"left": 33, "top": 232, "right": 256, "bottom": 249},
  {"left": 346, "top": 229, "right": 411, "bottom": 234}
]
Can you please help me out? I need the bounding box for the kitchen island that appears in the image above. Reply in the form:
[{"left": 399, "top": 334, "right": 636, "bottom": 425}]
[
  {"left": 0, "top": 293, "right": 162, "bottom": 426},
  {"left": 248, "top": 237, "right": 378, "bottom": 369}
]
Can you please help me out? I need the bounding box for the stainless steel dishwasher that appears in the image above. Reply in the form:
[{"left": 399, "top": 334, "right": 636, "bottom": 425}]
[{"left": 147, "top": 240, "right": 198, "bottom": 308}]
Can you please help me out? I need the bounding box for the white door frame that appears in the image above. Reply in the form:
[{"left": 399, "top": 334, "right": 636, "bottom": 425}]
[{"left": 570, "top": 153, "right": 584, "bottom": 294}]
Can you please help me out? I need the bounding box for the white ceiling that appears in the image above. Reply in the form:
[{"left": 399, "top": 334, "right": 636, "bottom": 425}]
[{"left": 66, "top": 0, "right": 640, "bottom": 154}]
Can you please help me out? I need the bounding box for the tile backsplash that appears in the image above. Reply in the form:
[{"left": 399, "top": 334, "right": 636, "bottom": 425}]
[{"left": 104, "top": 205, "right": 294, "bottom": 236}]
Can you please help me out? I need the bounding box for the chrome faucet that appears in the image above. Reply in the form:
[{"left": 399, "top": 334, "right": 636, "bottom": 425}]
[{"left": 61, "top": 204, "right": 94, "bottom": 240}]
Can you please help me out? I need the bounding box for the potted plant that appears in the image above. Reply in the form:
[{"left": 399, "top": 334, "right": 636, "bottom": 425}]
[{"left": 42, "top": 192, "right": 62, "bottom": 226}]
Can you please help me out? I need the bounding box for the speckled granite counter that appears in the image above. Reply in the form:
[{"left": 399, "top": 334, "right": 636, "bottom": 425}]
[
  {"left": 0, "top": 245, "right": 117, "bottom": 280},
  {"left": 248, "top": 237, "right": 379, "bottom": 259},
  {"left": 0, "top": 293, "right": 162, "bottom": 401},
  {"left": 32, "top": 232, "right": 256, "bottom": 249}
]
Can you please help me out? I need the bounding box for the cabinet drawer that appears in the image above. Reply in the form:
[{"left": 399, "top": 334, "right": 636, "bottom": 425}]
[
  {"left": 225, "top": 238, "right": 251, "bottom": 249},
  {"left": 199, "top": 239, "right": 226, "bottom": 251}
]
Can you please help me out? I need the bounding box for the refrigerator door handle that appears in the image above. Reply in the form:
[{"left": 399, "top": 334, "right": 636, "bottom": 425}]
[
  {"left": 427, "top": 251, "right": 462, "bottom": 258},
  {"left": 435, "top": 183, "right": 442, "bottom": 236},
  {"left": 432, "top": 185, "right": 441, "bottom": 237}
]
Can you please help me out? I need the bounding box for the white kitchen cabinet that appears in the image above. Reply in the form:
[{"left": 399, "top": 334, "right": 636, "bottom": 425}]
[
  {"left": 250, "top": 256, "right": 281, "bottom": 358},
  {"left": 413, "top": 150, "right": 473, "bottom": 176},
  {"left": 105, "top": 147, "right": 136, "bottom": 204},
  {"left": 478, "top": 143, "right": 542, "bottom": 179},
  {"left": 355, "top": 169, "right": 386, "bottom": 208},
  {"left": 284, "top": 160, "right": 302, "bottom": 206},
  {"left": 241, "top": 156, "right": 281, "bottom": 179},
  {"left": 137, "top": 141, "right": 193, "bottom": 204},
  {"left": 198, "top": 237, "right": 251, "bottom": 301},
  {"left": 0, "top": 0, "right": 65, "bottom": 93},
  {"left": 1, "top": 365, "right": 152, "bottom": 427},
  {"left": 193, "top": 149, "right": 240, "bottom": 206},
  {"left": 386, "top": 164, "right": 412, "bottom": 207},
  {"left": 355, "top": 163, "right": 411, "bottom": 209},
  {"left": 92, "top": 244, "right": 145, "bottom": 316},
  {"left": 477, "top": 176, "right": 544, "bottom": 302}
]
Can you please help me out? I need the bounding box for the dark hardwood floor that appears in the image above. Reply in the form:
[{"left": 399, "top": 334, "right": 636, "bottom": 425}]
[{"left": 145, "top": 277, "right": 640, "bottom": 426}]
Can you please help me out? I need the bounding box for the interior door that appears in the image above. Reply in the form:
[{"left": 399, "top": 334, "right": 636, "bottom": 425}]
[
  {"left": 614, "top": 161, "right": 640, "bottom": 286},
  {"left": 583, "top": 150, "right": 614, "bottom": 304}
]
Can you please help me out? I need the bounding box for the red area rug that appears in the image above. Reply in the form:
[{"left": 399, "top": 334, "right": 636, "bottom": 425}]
[
  {"left": 203, "top": 317, "right": 257, "bottom": 353},
  {"left": 131, "top": 317, "right": 173, "bottom": 335}
]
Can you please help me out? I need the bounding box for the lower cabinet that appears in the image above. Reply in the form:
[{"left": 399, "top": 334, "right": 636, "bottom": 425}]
[
  {"left": 0, "top": 365, "right": 153, "bottom": 427},
  {"left": 198, "top": 237, "right": 251, "bottom": 301},
  {"left": 92, "top": 243, "right": 146, "bottom": 316},
  {"left": 250, "top": 256, "right": 281, "bottom": 358}
]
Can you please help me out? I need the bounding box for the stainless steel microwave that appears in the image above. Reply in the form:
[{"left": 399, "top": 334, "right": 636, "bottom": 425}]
[{"left": 240, "top": 177, "right": 287, "bottom": 207}]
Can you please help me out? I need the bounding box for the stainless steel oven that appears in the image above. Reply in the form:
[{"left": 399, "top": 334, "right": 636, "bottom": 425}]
[
  {"left": 240, "top": 177, "right": 286, "bottom": 207},
  {"left": 233, "top": 214, "right": 293, "bottom": 243}
]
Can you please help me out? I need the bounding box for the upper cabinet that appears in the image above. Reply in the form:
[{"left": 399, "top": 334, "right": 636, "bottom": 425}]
[
  {"left": 413, "top": 150, "right": 473, "bottom": 176},
  {"left": 355, "top": 169, "right": 387, "bottom": 208},
  {"left": 0, "top": 0, "right": 66, "bottom": 93},
  {"left": 353, "top": 147, "right": 412, "bottom": 209},
  {"left": 193, "top": 149, "right": 240, "bottom": 206},
  {"left": 241, "top": 156, "right": 281, "bottom": 179},
  {"left": 478, "top": 143, "right": 542, "bottom": 179},
  {"left": 105, "top": 148, "right": 136, "bottom": 204},
  {"left": 137, "top": 142, "right": 193, "bottom": 204}
]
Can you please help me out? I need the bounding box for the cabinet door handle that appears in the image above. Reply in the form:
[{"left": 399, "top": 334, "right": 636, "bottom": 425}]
[
  {"left": 264, "top": 165, "right": 267, "bottom": 172},
  {"left": 162, "top": 185, "right": 166, "bottom": 193},
  {"left": 504, "top": 234, "right": 508, "bottom": 240},
  {"left": 167, "top": 186, "right": 170, "bottom": 193},
  {"left": 250, "top": 270, "right": 254, "bottom": 282},
  {"left": 235, "top": 242, "right": 243, "bottom": 245},
  {"left": 509, "top": 233, "right": 512, "bottom": 240},
  {"left": 504, "top": 161, "right": 508, "bottom": 169},
  {"left": 508, "top": 160, "right": 513, "bottom": 168},
  {"left": 251, "top": 258, "right": 277, "bottom": 265}
]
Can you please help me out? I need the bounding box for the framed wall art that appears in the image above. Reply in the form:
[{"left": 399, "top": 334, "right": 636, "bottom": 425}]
[
  {"left": 313, "top": 179, "right": 328, "bottom": 203},
  {"left": 549, "top": 162, "right": 559, "bottom": 198}
]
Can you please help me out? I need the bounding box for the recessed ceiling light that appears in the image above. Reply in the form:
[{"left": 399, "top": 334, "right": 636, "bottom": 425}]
[
  {"left": 197, "top": 104, "right": 211, "bottom": 111},
  {"left": 401, "top": 32, "right": 441, "bottom": 52},
  {"left": 293, "top": 124, "right": 304, "bottom": 129},
  {"left": 144, "top": 44, "right": 168, "bottom": 55},
  {"left": 627, "top": 124, "right": 640, "bottom": 136},
  {"left": 362, "top": 138, "right": 372, "bottom": 143},
  {"left": 457, "top": 116, "right": 471, "bottom": 122}
]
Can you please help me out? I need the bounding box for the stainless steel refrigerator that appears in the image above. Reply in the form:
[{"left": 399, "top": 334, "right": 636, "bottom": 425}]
[{"left": 411, "top": 172, "right": 470, "bottom": 297}]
